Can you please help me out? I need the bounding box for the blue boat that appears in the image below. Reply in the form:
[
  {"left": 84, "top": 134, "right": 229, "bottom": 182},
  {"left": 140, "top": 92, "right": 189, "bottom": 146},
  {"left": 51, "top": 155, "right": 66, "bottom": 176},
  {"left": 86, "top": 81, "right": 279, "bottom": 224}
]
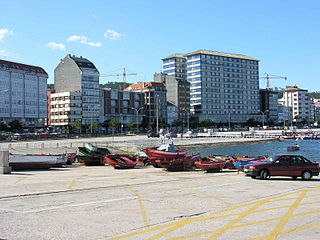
[{"left": 287, "top": 144, "right": 300, "bottom": 151}]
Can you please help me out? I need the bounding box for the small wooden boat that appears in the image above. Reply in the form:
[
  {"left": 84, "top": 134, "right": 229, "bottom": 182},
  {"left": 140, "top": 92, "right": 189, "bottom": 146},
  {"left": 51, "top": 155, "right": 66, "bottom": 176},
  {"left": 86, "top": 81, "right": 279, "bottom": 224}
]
[
  {"left": 9, "top": 154, "right": 65, "bottom": 170},
  {"left": 142, "top": 144, "right": 187, "bottom": 160},
  {"left": 287, "top": 144, "right": 300, "bottom": 151},
  {"left": 156, "top": 153, "right": 201, "bottom": 171},
  {"left": 76, "top": 144, "right": 110, "bottom": 166},
  {"left": 194, "top": 157, "right": 227, "bottom": 172},
  {"left": 104, "top": 154, "right": 139, "bottom": 169},
  {"left": 233, "top": 156, "right": 267, "bottom": 171}
]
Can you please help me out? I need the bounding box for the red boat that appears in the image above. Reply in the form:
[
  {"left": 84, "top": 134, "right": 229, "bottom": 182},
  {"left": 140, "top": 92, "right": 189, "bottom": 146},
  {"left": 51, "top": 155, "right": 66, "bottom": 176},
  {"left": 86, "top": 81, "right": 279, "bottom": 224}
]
[
  {"left": 195, "top": 157, "right": 227, "bottom": 172},
  {"left": 155, "top": 153, "right": 201, "bottom": 171},
  {"left": 142, "top": 147, "right": 187, "bottom": 159},
  {"left": 104, "top": 154, "right": 139, "bottom": 169}
]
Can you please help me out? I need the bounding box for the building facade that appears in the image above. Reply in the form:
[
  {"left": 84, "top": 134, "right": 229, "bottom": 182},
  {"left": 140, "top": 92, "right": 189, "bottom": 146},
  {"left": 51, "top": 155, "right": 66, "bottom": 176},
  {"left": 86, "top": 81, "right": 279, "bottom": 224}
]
[
  {"left": 48, "top": 91, "right": 82, "bottom": 132},
  {"left": 313, "top": 98, "right": 320, "bottom": 122},
  {"left": 54, "top": 55, "right": 100, "bottom": 126},
  {"left": 162, "top": 50, "right": 260, "bottom": 123},
  {"left": 124, "top": 82, "right": 167, "bottom": 128},
  {"left": 0, "top": 59, "right": 48, "bottom": 127},
  {"left": 279, "top": 86, "right": 314, "bottom": 124},
  {"left": 259, "top": 89, "right": 280, "bottom": 123},
  {"left": 100, "top": 88, "right": 144, "bottom": 131}
]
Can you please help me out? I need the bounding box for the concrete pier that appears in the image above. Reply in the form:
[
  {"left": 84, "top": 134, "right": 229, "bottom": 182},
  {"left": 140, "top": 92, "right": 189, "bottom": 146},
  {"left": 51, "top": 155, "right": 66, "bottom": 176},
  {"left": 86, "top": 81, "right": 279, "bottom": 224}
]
[{"left": 0, "top": 151, "right": 11, "bottom": 174}]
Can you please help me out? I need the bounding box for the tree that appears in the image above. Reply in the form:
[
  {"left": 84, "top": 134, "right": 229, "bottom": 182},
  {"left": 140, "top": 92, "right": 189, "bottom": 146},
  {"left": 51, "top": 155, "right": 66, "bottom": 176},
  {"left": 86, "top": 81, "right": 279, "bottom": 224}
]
[
  {"left": 89, "top": 122, "right": 99, "bottom": 133},
  {"left": 108, "top": 119, "right": 119, "bottom": 131},
  {"left": 199, "top": 119, "right": 214, "bottom": 128},
  {"left": 127, "top": 122, "right": 135, "bottom": 131},
  {"left": 0, "top": 122, "right": 8, "bottom": 131},
  {"left": 245, "top": 118, "right": 260, "bottom": 127},
  {"left": 8, "top": 120, "right": 22, "bottom": 132},
  {"left": 71, "top": 121, "right": 82, "bottom": 133},
  {"left": 172, "top": 119, "right": 183, "bottom": 127}
]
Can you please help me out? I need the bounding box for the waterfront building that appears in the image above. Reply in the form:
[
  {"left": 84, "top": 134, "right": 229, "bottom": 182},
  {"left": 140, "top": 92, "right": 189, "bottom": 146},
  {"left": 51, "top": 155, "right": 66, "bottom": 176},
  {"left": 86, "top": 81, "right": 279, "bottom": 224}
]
[
  {"left": 54, "top": 55, "right": 100, "bottom": 126},
  {"left": 167, "top": 102, "right": 178, "bottom": 126},
  {"left": 162, "top": 50, "right": 260, "bottom": 123},
  {"left": 100, "top": 88, "right": 144, "bottom": 132},
  {"left": 124, "top": 82, "right": 167, "bottom": 128},
  {"left": 259, "top": 89, "right": 280, "bottom": 123},
  {"left": 313, "top": 98, "right": 320, "bottom": 121},
  {"left": 48, "top": 91, "right": 82, "bottom": 132},
  {"left": 154, "top": 72, "right": 190, "bottom": 124},
  {"left": 0, "top": 59, "right": 48, "bottom": 127},
  {"left": 279, "top": 86, "right": 315, "bottom": 123}
]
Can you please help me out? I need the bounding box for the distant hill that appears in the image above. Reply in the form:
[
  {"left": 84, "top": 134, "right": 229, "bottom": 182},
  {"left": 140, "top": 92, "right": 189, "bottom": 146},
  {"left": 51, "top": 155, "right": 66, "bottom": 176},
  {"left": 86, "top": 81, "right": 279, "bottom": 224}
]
[
  {"left": 100, "top": 81, "right": 131, "bottom": 90},
  {"left": 309, "top": 92, "right": 320, "bottom": 98}
]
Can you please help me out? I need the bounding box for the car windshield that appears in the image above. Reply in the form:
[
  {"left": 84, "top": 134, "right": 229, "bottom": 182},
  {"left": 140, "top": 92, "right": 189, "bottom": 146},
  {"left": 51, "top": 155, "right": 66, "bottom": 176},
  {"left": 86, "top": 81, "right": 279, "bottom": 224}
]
[{"left": 266, "top": 155, "right": 280, "bottom": 162}]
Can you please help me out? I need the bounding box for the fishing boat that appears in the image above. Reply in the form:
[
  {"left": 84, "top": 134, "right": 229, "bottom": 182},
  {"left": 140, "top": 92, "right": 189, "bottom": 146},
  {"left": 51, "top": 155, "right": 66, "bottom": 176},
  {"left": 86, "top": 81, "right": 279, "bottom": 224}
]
[
  {"left": 156, "top": 153, "right": 201, "bottom": 171},
  {"left": 233, "top": 156, "right": 267, "bottom": 171},
  {"left": 9, "top": 154, "right": 65, "bottom": 170},
  {"left": 76, "top": 144, "right": 110, "bottom": 166},
  {"left": 287, "top": 144, "right": 300, "bottom": 151},
  {"left": 194, "top": 157, "right": 227, "bottom": 172},
  {"left": 104, "top": 154, "right": 139, "bottom": 169}
]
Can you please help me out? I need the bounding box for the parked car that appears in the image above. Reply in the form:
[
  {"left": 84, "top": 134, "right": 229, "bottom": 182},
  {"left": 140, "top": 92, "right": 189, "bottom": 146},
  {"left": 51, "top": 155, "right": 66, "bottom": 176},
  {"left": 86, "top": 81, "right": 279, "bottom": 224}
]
[{"left": 244, "top": 154, "right": 319, "bottom": 180}]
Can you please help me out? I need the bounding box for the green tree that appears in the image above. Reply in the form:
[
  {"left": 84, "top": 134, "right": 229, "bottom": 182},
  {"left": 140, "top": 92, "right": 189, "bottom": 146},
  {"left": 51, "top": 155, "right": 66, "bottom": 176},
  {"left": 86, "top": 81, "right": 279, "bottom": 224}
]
[
  {"left": 172, "top": 119, "right": 183, "bottom": 127},
  {"left": 0, "top": 122, "right": 8, "bottom": 131},
  {"left": 199, "top": 119, "right": 214, "bottom": 128},
  {"left": 245, "top": 118, "right": 260, "bottom": 127},
  {"left": 8, "top": 120, "right": 22, "bottom": 132},
  {"left": 71, "top": 121, "right": 82, "bottom": 133}
]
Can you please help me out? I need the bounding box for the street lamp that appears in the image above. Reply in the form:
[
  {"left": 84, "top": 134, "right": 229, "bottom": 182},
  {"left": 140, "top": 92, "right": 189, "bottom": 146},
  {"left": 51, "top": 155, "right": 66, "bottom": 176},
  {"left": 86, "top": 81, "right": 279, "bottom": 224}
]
[
  {"left": 181, "top": 108, "right": 190, "bottom": 131},
  {"left": 260, "top": 110, "right": 269, "bottom": 128},
  {"left": 131, "top": 107, "right": 144, "bottom": 133},
  {"left": 155, "top": 94, "right": 159, "bottom": 134}
]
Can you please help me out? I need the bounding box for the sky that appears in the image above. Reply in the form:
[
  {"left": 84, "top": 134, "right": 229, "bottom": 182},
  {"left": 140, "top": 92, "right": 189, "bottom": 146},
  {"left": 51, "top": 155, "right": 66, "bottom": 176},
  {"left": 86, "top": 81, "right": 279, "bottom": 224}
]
[{"left": 0, "top": 0, "right": 319, "bottom": 91}]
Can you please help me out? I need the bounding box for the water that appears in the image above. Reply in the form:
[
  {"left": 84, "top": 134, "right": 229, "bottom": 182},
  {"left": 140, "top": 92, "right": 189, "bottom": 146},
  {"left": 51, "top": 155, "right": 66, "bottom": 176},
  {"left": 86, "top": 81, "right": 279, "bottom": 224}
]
[{"left": 189, "top": 140, "right": 320, "bottom": 163}]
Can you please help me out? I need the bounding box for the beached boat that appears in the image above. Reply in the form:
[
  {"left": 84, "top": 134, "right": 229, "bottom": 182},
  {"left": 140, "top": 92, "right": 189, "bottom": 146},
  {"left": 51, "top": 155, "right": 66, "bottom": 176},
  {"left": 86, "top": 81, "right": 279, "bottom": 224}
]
[
  {"left": 287, "top": 144, "right": 300, "bottom": 151},
  {"left": 156, "top": 153, "right": 201, "bottom": 171},
  {"left": 9, "top": 154, "right": 65, "bottom": 170},
  {"left": 76, "top": 144, "right": 110, "bottom": 166},
  {"left": 104, "top": 154, "right": 139, "bottom": 169},
  {"left": 194, "top": 157, "right": 227, "bottom": 172},
  {"left": 233, "top": 156, "right": 267, "bottom": 171}
]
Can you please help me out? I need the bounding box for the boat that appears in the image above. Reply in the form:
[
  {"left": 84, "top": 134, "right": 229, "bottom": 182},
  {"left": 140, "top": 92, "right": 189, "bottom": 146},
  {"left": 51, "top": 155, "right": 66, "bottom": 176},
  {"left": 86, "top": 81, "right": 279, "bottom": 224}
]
[
  {"left": 155, "top": 153, "right": 201, "bottom": 171},
  {"left": 287, "top": 144, "right": 300, "bottom": 151},
  {"left": 9, "top": 154, "right": 65, "bottom": 170},
  {"left": 76, "top": 144, "right": 110, "bottom": 166},
  {"left": 233, "top": 156, "right": 267, "bottom": 171},
  {"left": 104, "top": 154, "right": 139, "bottom": 169},
  {"left": 194, "top": 157, "right": 227, "bottom": 172},
  {"left": 142, "top": 144, "right": 187, "bottom": 168}
]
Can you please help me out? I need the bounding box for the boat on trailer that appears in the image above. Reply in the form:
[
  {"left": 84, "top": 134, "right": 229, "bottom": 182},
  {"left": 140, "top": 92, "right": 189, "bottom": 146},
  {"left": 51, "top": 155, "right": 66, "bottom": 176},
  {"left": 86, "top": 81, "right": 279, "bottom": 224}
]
[{"left": 104, "top": 154, "right": 139, "bottom": 169}]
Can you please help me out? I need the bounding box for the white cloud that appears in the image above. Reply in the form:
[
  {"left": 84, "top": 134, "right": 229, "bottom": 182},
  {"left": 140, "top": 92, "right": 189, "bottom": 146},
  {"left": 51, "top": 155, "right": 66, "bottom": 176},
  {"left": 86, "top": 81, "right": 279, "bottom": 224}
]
[
  {"left": 47, "top": 42, "right": 66, "bottom": 51},
  {"left": 67, "top": 35, "right": 102, "bottom": 47},
  {"left": 0, "top": 49, "right": 12, "bottom": 57},
  {"left": 104, "top": 30, "right": 124, "bottom": 40},
  {"left": 0, "top": 28, "right": 13, "bottom": 42}
]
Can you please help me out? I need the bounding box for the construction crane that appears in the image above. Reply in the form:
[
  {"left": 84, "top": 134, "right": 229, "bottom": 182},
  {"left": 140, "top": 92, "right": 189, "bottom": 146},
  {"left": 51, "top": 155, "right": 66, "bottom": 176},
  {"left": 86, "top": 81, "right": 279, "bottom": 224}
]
[
  {"left": 260, "top": 73, "right": 287, "bottom": 89},
  {"left": 100, "top": 68, "right": 137, "bottom": 82}
]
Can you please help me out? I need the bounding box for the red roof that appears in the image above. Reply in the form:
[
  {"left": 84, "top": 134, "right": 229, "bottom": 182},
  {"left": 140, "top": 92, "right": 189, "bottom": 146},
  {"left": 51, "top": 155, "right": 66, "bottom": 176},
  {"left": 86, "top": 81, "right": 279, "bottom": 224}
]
[
  {"left": 124, "top": 82, "right": 166, "bottom": 91},
  {"left": 0, "top": 59, "right": 48, "bottom": 76}
]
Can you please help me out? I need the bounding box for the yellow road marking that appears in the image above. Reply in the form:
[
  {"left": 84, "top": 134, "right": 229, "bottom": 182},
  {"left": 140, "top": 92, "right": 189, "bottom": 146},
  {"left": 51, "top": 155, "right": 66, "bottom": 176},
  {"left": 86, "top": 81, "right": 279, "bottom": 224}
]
[
  {"left": 67, "top": 175, "right": 87, "bottom": 189},
  {"left": 14, "top": 176, "right": 28, "bottom": 184},
  {"left": 126, "top": 185, "right": 149, "bottom": 228},
  {"left": 190, "top": 189, "right": 233, "bottom": 205}
]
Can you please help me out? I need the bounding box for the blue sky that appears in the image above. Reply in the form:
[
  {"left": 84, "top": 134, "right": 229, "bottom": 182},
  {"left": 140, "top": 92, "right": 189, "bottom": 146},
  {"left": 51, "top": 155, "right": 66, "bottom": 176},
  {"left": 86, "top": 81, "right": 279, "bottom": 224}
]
[{"left": 0, "top": 0, "right": 319, "bottom": 91}]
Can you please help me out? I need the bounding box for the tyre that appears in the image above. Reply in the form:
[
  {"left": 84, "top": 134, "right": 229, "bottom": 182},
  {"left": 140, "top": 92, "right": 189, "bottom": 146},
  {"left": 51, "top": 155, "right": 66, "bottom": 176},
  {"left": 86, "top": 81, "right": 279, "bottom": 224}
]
[
  {"left": 251, "top": 176, "right": 257, "bottom": 179},
  {"left": 291, "top": 176, "right": 298, "bottom": 180},
  {"left": 260, "top": 169, "right": 269, "bottom": 180},
  {"left": 301, "top": 171, "right": 312, "bottom": 180}
]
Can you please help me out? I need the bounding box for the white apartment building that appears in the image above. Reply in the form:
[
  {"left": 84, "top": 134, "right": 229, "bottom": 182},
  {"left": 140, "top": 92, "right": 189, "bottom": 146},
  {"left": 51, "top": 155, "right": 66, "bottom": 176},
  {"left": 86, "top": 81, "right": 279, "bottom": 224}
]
[
  {"left": 0, "top": 59, "right": 48, "bottom": 127},
  {"left": 49, "top": 91, "right": 82, "bottom": 131},
  {"left": 279, "top": 86, "right": 314, "bottom": 123}
]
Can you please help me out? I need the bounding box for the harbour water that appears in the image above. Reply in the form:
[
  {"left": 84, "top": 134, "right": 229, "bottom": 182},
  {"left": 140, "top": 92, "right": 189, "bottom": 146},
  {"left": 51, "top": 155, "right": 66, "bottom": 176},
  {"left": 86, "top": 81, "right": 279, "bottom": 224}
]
[{"left": 190, "top": 139, "right": 320, "bottom": 163}]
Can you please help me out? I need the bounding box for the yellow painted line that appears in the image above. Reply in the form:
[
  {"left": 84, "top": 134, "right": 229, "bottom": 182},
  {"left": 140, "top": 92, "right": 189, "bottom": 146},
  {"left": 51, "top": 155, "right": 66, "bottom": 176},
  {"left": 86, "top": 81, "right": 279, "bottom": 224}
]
[
  {"left": 190, "top": 189, "right": 233, "bottom": 205},
  {"left": 126, "top": 185, "right": 149, "bottom": 228},
  {"left": 265, "top": 190, "right": 308, "bottom": 240},
  {"left": 14, "top": 176, "right": 28, "bottom": 184},
  {"left": 278, "top": 222, "right": 320, "bottom": 235},
  {"left": 67, "top": 175, "right": 87, "bottom": 190}
]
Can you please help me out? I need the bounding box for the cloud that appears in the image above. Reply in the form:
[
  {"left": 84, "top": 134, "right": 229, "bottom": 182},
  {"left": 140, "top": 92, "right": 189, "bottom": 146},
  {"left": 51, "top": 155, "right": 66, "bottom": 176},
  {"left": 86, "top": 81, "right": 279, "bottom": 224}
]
[
  {"left": 47, "top": 42, "right": 66, "bottom": 51},
  {"left": 67, "top": 35, "right": 102, "bottom": 47},
  {"left": 104, "top": 30, "right": 124, "bottom": 40},
  {"left": 0, "top": 49, "right": 12, "bottom": 57},
  {"left": 0, "top": 28, "right": 13, "bottom": 42}
]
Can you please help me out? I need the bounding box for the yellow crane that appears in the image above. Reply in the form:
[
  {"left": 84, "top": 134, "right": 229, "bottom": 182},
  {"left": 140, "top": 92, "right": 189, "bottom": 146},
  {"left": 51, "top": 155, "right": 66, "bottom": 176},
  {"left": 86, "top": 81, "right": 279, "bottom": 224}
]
[
  {"left": 100, "top": 68, "right": 137, "bottom": 82},
  {"left": 260, "top": 73, "right": 287, "bottom": 89}
]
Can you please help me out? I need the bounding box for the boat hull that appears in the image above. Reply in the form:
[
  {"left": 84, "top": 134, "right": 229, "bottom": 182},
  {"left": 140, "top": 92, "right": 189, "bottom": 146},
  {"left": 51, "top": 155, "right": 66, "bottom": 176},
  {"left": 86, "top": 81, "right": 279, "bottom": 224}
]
[
  {"left": 156, "top": 154, "right": 201, "bottom": 171},
  {"left": 9, "top": 155, "right": 62, "bottom": 170},
  {"left": 194, "top": 160, "right": 226, "bottom": 172},
  {"left": 104, "top": 155, "right": 138, "bottom": 169},
  {"left": 142, "top": 148, "right": 187, "bottom": 160}
]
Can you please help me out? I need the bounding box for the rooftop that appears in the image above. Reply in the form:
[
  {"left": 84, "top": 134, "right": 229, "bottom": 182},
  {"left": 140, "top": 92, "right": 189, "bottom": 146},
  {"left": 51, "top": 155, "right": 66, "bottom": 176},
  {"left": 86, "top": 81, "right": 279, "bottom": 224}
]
[
  {"left": 67, "top": 54, "right": 98, "bottom": 71},
  {"left": 162, "top": 53, "right": 185, "bottom": 61},
  {"left": 0, "top": 59, "right": 48, "bottom": 76},
  {"left": 184, "top": 49, "right": 259, "bottom": 61},
  {"left": 124, "top": 82, "right": 166, "bottom": 91}
]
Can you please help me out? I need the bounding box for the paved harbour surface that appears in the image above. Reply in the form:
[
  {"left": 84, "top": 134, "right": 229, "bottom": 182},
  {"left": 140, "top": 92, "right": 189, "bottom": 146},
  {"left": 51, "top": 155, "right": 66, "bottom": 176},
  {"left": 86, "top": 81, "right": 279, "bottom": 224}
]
[{"left": 1, "top": 165, "right": 319, "bottom": 240}]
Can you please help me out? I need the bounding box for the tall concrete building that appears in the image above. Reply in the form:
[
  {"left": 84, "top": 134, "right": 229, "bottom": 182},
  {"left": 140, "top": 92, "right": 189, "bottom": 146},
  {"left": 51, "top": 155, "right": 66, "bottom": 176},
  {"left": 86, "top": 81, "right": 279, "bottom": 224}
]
[
  {"left": 162, "top": 50, "right": 260, "bottom": 123},
  {"left": 0, "top": 59, "right": 48, "bottom": 127},
  {"left": 279, "top": 86, "right": 315, "bottom": 123},
  {"left": 154, "top": 72, "right": 190, "bottom": 123},
  {"left": 54, "top": 55, "right": 100, "bottom": 126},
  {"left": 124, "top": 82, "right": 167, "bottom": 128},
  {"left": 259, "top": 89, "right": 280, "bottom": 123}
]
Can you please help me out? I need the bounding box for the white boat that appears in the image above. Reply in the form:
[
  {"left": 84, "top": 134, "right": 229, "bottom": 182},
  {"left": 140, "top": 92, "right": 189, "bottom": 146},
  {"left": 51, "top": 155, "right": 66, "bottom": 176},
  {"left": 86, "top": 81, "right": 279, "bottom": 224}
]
[{"left": 9, "top": 154, "right": 66, "bottom": 170}]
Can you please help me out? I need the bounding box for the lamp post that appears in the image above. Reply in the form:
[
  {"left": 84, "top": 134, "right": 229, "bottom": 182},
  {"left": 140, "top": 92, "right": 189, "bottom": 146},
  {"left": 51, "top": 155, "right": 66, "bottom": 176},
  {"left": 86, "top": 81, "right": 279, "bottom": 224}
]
[
  {"left": 131, "top": 107, "right": 144, "bottom": 133},
  {"left": 260, "top": 110, "right": 269, "bottom": 128},
  {"left": 155, "top": 94, "right": 159, "bottom": 134},
  {"left": 181, "top": 108, "right": 190, "bottom": 131},
  {"left": 90, "top": 108, "right": 93, "bottom": 135}
]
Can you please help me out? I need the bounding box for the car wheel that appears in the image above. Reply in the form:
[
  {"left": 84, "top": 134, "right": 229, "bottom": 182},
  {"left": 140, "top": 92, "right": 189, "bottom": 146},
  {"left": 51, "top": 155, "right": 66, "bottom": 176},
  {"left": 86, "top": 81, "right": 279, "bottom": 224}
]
[
  {"left": 260, "top": 169, "right": 269, "bottom": 180},
  {"left": 301, "top": 171, "right": 312, "bottom": 180},
  {"left": 291, "top": 176, "right": 298, "bottom": 180},
  {"left": 251, "top": 176, "right": 257, "bottom": 179}
]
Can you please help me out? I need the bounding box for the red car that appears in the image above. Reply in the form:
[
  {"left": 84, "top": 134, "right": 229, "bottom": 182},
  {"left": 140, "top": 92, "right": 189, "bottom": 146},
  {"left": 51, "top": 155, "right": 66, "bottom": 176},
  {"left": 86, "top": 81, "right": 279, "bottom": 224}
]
[{"left": 244, "top": 154, "right": 320, "bottom": 180}]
